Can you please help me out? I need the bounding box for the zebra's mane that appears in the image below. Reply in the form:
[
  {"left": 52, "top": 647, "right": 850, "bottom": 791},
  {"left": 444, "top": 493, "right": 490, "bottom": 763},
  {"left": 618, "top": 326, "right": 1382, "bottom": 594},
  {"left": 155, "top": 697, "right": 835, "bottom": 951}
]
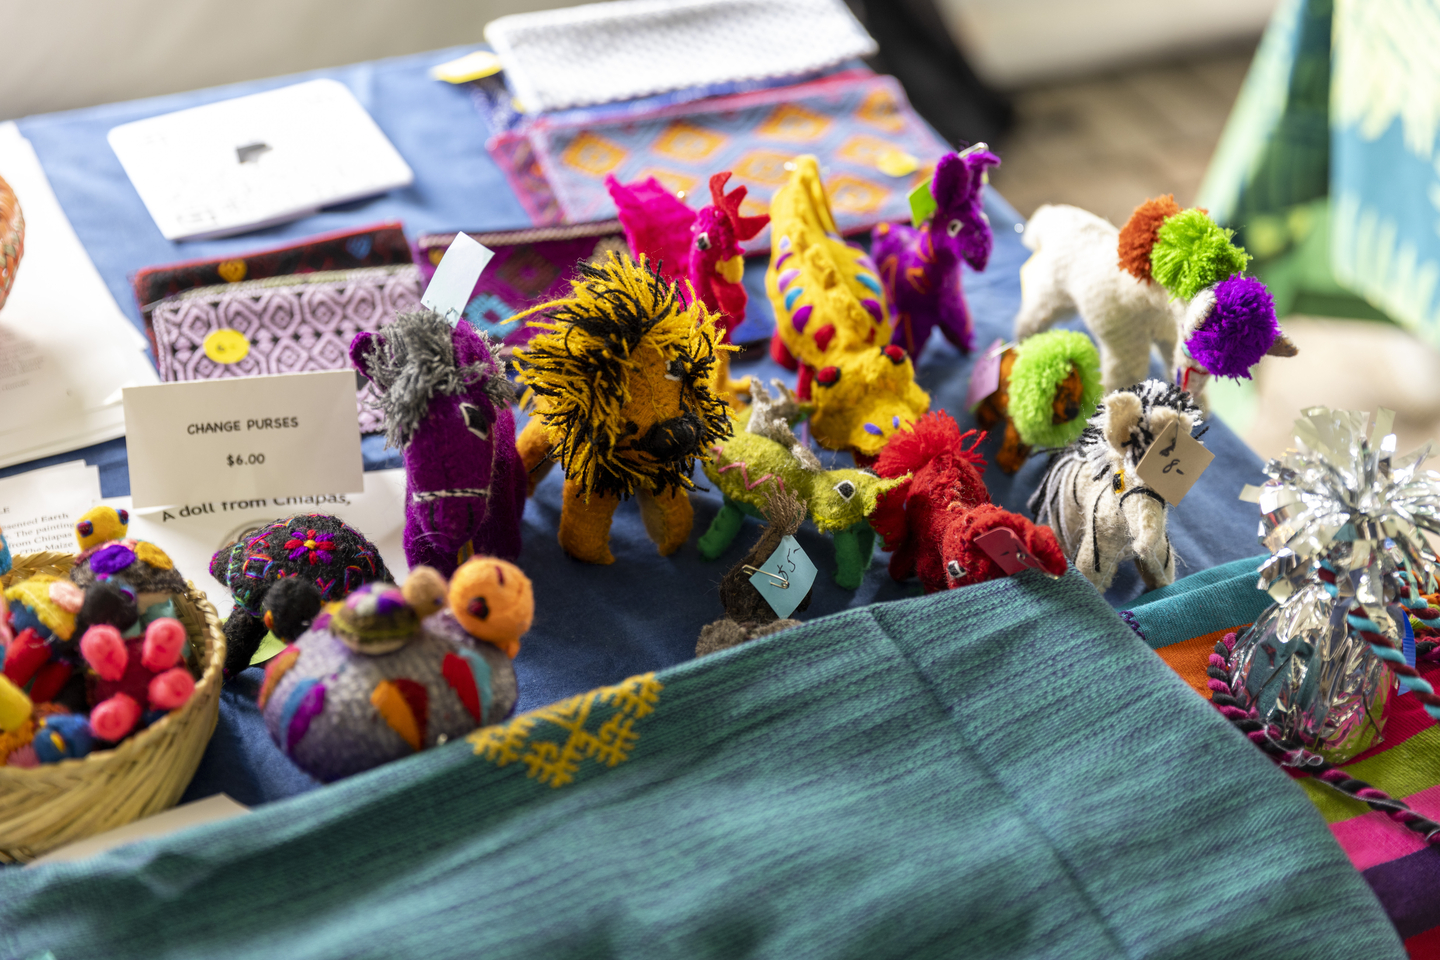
[{"left": 1073, "top": 380, "right": 1204, "bottom": 466}]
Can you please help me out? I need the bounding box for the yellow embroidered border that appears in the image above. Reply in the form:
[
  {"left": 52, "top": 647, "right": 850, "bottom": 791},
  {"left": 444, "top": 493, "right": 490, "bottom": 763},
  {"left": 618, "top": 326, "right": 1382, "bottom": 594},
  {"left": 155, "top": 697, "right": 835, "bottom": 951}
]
[{"left": 467, "top": 673, "right": 662, "bottom": 788}]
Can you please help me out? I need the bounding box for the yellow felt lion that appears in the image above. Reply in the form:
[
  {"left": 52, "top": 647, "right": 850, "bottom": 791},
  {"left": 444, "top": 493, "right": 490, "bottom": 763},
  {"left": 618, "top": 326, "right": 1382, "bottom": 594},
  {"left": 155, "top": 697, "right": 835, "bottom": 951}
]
[{"left": 513, "top": 253, "right": 734, "bottom": 564}]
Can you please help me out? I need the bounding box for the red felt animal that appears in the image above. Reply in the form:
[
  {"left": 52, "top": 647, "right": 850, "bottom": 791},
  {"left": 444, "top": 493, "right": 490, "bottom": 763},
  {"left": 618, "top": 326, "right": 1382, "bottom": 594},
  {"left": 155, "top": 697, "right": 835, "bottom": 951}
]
[{"left": 871, "top": 411, "right": 1068, "bottom": 591}]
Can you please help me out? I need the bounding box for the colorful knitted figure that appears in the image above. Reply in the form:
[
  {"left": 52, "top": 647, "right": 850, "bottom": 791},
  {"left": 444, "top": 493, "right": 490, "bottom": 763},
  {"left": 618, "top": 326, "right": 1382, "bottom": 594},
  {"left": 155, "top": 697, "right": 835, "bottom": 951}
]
[
  {"left": 352, "top": 308, "right": 526, "bottom": 577},
  {"left": 209, "top": 514, "right": 392, "bottom": 680},
  {"left": 79, "top": 616, "right": 194, "bottom": 743},
  {"left": 513, "top": 253, "right": 732, "bottom": 565},
  {"left": 872, "top": 411, "right": 1067, "bottom": 592},
  {"left": 872, "top": 145, "right": 999, "bottom": 359},
  {"left": 607, "top": 171, "right": 769, "bottom": 402},
  {"left": 766, "top": 155, "right": 930, "bottom": 459},
  {"left": 1028, "top": 380, "right": 1202, "bottom": 591},
  {"left": 973, "top": 330, "right": 1104, "bottom": 473},
  {"left": 257, "top": 561, "right": 528, "bottom": 782},
  {"left": 1015, "top": 196, "right": 1295, "bottom": 409},
  {"left": 71, "top": 538, "right": 185, "bottom": 609},
  {"left": 2, "top": 574, "right": 82, "bottom": 706},
  {"left": 699, "top": 379, "right": 907, "bottom": 589},
  {"left": 696, "top": 489, "right": 811, "bottom": 656},
  {"left": 0, "top": 682, "right": 86, "bottom": 767}
]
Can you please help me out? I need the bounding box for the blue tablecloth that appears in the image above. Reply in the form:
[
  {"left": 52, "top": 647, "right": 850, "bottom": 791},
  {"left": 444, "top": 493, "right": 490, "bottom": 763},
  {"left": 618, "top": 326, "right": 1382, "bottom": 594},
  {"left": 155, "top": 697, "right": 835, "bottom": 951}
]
[{"left": 6, "top": 47, "right": 1266, "bottom": 805}]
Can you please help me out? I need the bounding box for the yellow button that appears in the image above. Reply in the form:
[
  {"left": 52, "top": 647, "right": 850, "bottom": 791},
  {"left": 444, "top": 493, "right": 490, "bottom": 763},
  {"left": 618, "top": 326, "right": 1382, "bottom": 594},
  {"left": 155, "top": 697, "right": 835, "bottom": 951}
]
[
  {"left": 203, "top": 328, "right": 250, "bottom": 365},
  {"left": 877, "top": 149, "right": 920, "bottom": 178},
  {"left": 217, "top": 259, "right": 247, "bottom": 282}
]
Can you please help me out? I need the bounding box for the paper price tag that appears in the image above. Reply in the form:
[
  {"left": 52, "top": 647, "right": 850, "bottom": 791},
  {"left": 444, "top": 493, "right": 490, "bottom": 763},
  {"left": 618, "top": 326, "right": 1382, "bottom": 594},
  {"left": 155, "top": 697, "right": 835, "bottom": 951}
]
[
  {"left": 965, "top": 339, "right": 1006, "bottom": 410},
  {"left": 908, "top": 179, "right": 937, "bottom": 227},
  {"left": 1135, "top": 421, "right": 1214, "bottom": 506},
  {"left": 122, "top": 370, "right": 363, "bottom": 509},
  {"left": 747, "top": 535, "right": 818, "bottom": 620},
  {"left": 422, "top": 232, "right": 494, "bottom": 325},
  {"left": 974, "top": 527, "right": 1061, "bottom": 578}
]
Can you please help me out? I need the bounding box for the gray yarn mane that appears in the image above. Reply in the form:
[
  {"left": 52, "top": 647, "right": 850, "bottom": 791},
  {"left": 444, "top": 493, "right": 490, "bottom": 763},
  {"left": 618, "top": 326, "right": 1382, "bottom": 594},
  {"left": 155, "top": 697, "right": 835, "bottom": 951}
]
[{"left": 362, "top": 309, "right": 512, "bottom": 448}]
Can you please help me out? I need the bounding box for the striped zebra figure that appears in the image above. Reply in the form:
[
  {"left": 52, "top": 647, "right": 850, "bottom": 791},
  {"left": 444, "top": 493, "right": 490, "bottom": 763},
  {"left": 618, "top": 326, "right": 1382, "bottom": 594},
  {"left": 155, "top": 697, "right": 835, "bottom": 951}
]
[{"left": 1028, "top": 379, "right": 1203, "bottom": 592}]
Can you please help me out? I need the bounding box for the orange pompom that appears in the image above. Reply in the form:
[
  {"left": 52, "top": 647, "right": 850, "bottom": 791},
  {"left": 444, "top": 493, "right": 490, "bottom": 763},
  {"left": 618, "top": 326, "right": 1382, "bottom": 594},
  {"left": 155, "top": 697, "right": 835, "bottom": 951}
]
[
  {"left": 448, "top": 557, "right": 534, "bottom": 654},
  {"left": 1117, "top": 194, "right": 1181, "bottom": 282}
]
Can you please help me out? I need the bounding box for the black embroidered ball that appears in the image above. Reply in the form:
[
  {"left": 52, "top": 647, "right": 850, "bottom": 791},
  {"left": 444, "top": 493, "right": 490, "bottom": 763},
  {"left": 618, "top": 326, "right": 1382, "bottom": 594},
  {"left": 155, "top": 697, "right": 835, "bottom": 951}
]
[{"left": 209, "top": 514, "right": 392, "bottom": 680}]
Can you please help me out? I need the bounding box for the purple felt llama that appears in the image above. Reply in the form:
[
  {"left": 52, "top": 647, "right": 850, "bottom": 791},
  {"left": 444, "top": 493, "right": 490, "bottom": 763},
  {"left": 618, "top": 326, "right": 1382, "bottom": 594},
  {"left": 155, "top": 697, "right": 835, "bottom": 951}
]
[
  {"left": 871, "top": 146, "right": 1000, "bottom": 359},
  {"left": 351, "top": 310, "right": 525, "bottom": 577}
]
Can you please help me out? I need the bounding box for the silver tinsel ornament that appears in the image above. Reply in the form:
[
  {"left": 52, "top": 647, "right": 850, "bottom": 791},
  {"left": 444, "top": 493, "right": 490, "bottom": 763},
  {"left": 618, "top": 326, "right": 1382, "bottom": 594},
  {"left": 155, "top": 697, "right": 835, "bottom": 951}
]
[{"left": 1230, "top": 407, "right": 1440, "bottom": 761}]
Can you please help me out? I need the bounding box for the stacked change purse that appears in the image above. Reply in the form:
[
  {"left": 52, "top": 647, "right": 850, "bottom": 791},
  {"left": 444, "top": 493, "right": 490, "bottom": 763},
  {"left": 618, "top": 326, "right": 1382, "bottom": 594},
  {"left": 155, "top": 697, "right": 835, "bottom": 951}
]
[
  {"left": 147, "top": 263, "right": 421, "bottom": 433},
  {"left": 132, "top": 222, "right": 412, "bottom": 353}
]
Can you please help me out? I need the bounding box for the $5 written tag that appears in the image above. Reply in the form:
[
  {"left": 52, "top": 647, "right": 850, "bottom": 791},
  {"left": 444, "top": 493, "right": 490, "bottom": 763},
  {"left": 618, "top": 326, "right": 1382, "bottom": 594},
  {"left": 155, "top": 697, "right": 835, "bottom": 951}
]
[{"left": 1135, "top": 420, "right": 1214, "bottom": 506}]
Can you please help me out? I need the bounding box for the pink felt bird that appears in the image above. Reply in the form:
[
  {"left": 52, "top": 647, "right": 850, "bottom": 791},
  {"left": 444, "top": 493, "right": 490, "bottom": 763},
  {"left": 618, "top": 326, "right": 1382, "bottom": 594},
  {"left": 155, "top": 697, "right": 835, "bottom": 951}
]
[{"left": 606, "top": 171, "right": 769, "bottom": 402}]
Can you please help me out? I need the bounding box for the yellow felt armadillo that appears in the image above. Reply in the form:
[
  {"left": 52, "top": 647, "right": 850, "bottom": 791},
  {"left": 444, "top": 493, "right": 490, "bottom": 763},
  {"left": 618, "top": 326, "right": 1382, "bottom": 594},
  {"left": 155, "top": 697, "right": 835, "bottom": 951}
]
[{"left": 766, "top": 156, "right": 929, "bottom": 459}]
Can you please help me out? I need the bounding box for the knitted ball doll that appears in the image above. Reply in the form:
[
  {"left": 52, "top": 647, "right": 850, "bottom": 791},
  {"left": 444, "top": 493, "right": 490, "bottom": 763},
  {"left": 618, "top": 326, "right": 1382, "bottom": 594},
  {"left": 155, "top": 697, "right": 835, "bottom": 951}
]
[
  {"left": 209, "top": 514, "right": 392, "bottom": 681},
  {"left": 78, "top": 616, "right": 195, "bottom": 743},
  {"left": 70, "top": 523, "right": 186, "bottom": 620},
  {"left": 0, "top": 674, "right": 89, "bottom": 767},
  {"left": 2, "top": 574, "right": 84, "bottom": 707},
  {"left": 257, "top": 559, "right": 529, "bottom": 783}
]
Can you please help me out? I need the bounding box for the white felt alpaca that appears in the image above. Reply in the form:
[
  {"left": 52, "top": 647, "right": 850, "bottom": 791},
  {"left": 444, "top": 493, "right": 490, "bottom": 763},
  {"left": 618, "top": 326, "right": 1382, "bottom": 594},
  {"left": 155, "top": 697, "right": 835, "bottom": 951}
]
[
  {"left": 1028, "top": 379, "right": 1201, "bottom": 592},
  {"left": 1014, "top": 204, "right": 1183, "bottom": 394}
]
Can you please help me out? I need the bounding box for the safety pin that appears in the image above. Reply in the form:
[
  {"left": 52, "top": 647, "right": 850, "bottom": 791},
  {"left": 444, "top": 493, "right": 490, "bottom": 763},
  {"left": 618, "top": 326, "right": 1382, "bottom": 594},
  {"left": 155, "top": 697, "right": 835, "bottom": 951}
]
[
  {"left": 1014, "top": 547, "right": 1063, "bottom": 580},
  {"left": 743, "top": 565, "right": 789, "bottom": 589}
]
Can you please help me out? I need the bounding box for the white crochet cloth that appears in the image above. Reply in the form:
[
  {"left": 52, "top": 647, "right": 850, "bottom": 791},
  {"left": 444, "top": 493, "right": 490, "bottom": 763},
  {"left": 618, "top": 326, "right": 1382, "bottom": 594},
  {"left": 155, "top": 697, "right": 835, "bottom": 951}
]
[{"left": 484, "top": 0, "right": 878, "bottom": 114}]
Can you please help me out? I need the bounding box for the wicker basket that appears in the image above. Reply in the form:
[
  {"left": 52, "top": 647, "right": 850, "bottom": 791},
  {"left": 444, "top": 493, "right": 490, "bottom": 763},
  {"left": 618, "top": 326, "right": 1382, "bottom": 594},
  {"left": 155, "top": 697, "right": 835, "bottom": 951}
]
[{"left": 0, "top": 551, "right": 226, "bottom": 863}]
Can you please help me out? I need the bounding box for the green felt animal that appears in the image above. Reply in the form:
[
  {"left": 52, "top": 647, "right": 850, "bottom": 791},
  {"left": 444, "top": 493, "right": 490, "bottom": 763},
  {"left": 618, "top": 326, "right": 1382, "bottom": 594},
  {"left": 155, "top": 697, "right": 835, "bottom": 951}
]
[{"left": 698, "top": 380, "right": 907, "bottom": 589}]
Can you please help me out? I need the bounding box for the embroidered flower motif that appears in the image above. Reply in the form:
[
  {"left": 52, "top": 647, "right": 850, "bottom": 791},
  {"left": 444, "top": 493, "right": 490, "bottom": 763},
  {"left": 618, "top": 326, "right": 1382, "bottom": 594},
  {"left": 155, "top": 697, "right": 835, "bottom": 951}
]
[{"left": 284, "top": 528, "right": 335, "bottom": 565}]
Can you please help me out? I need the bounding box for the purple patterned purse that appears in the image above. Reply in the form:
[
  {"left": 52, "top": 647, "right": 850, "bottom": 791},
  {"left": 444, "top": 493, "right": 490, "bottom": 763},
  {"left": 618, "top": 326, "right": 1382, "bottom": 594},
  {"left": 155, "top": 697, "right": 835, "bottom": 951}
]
[{"left": 148, "top": 264, "right": 422, "bottom": 433}]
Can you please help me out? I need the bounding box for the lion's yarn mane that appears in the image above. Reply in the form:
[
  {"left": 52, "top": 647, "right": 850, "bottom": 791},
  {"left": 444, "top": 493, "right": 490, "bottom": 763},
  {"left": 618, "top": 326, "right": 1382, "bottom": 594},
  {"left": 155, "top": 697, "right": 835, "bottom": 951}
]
[{"left": 513, "top": 252, "right": 732, "bottom": 499}]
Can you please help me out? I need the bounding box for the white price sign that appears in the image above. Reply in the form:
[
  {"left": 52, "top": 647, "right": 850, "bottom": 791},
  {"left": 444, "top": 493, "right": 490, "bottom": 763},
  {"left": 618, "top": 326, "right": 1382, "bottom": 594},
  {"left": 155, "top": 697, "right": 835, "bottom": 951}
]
[{"left": 122, "top": 370, "right": 364, "bottom": 509}]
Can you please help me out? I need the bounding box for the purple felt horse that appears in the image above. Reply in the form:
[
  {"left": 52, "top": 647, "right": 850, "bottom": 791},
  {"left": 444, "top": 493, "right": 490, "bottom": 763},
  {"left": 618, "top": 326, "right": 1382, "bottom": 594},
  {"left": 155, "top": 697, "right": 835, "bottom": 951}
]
[
  {"left": 871, "top": 146, "right": 1000, "bottom": 359},
  {"left": 351, "top": 309, "right": 525, "bottom": 577}
]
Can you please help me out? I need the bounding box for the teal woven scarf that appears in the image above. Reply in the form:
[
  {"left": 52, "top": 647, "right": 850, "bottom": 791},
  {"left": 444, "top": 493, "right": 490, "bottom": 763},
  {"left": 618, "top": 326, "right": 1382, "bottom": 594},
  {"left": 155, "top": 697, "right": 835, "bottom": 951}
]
[{"left": 0, "top": 569, "right": 1403, "bottom": 959}]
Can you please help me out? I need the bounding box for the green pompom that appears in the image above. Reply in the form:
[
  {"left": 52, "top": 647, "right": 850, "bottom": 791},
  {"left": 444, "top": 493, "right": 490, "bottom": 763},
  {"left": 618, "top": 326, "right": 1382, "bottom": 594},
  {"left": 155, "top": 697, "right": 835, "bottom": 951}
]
[
  {"left": 1008, "top": 331, "right": 1104, "bottom": 449},
  {"left": 1150, "top": 209, "right": 1249, "bottom": 300}
]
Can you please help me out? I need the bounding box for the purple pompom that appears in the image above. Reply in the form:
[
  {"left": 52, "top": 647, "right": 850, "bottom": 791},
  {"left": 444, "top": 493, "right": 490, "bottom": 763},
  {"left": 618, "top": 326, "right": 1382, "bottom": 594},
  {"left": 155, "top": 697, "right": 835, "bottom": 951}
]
[
  {"left": 1185, "top": 275, "right": 1279, "bottom": 379},
  {"left": 90, "top": 543, "right": 137, "bottom": 576}
]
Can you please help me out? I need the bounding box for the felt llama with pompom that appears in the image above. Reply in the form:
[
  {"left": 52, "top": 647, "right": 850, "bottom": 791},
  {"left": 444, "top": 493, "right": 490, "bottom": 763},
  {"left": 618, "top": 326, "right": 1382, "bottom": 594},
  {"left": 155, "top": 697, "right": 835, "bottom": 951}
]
[{"left": 1015, "top": 195, "right": 1295, "bottom": 410}]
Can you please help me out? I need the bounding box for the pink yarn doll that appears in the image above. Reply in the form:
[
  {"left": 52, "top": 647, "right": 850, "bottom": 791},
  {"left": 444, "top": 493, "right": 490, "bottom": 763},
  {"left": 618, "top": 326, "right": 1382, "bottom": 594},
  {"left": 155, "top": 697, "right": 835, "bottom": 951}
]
[
  {"left": 606, "top": 170, "right": 768, "bottom": 400},
  {"left": 351, "top": 309, "right": 525, "bottom": 578},
  {"left": 872, "top": 145, "right": 1000, "bottom": 359},
  {"left": 80, "top": 617, "right": 194, "bottom": 742}
]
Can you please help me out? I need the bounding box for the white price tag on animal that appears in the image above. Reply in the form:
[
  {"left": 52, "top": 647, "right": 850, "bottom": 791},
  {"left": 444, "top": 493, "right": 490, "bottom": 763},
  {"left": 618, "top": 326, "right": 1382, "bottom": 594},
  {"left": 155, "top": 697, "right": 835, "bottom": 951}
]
[
  {"left": 1135, "top": 421, "right": 1214, "bottom": 506},
  {"left": 422, "top": 232, "right": 494, "bottom": 325},
  {"left": 748, "top": 535, "right": 817, "bottom": 620},
  {"left": 122, "top": 370, "right": 364, "bottom": 509}
]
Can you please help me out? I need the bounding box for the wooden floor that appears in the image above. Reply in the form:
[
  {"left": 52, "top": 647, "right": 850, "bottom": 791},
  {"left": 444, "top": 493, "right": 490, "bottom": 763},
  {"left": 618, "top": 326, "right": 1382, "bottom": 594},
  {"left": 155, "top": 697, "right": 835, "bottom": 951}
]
[{"left": 987, "top": 46, "right": 1440, "bottom": 461}]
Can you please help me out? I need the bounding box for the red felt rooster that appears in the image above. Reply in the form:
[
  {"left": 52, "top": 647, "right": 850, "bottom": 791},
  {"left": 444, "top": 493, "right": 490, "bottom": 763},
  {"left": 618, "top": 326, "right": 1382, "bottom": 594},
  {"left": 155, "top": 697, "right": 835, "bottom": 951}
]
[
  {"left": 871, "top": 410, "right": 1068, "bottom": 592},
  {"left": 605, "top": 171, "right": 768, "bottom": 402}
]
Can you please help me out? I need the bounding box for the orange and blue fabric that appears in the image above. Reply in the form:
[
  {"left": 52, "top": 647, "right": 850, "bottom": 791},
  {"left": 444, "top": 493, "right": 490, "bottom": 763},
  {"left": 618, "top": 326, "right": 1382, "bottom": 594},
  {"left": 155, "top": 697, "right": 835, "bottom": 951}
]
[{"left": 1126, "top": 555, "right": 1440, "bottom": 958}]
